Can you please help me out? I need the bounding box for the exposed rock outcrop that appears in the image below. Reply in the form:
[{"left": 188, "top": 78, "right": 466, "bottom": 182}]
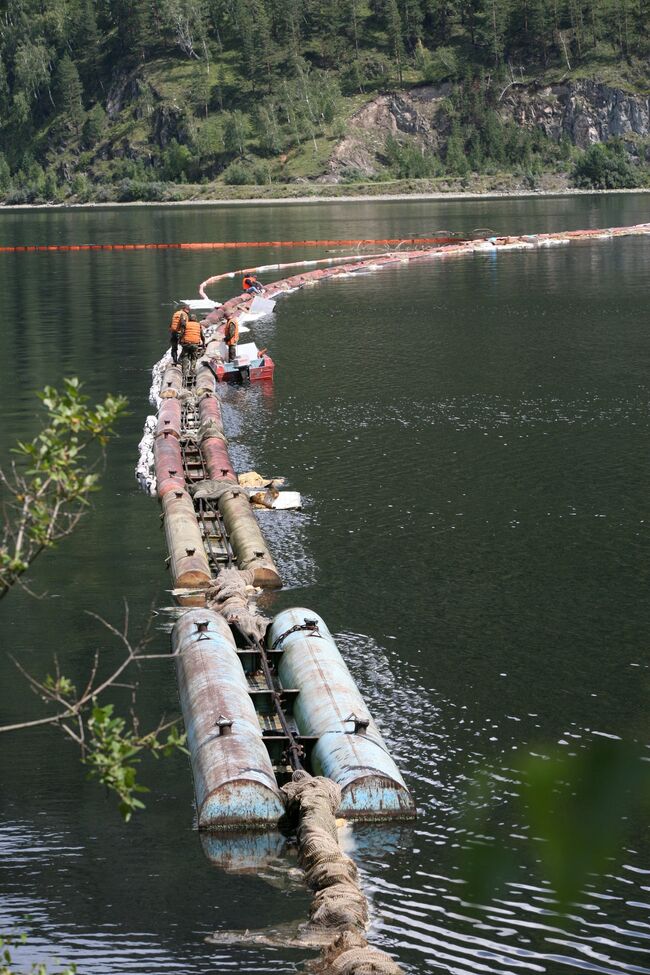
[
  {"left": 328, "top": 80, "right": 650, "bottom": 178},
  {"left": 504, "top": 80, "right": 650, "bottom": 148},
  {"left": 106, "top": 70, "right": 147, "bottom": 119}
]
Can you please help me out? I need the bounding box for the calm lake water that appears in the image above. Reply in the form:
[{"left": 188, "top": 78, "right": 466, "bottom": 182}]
[{"left": 1, "top": 195, "right": 649, "bottom": 975}]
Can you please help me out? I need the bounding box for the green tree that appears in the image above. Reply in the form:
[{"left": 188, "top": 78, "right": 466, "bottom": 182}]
[
  {"left": 0, "top": 153, "right": 11, "bottom": 194},
  {"left": 82, "top": 104, "right": 107, "bottom": 148},
  {"left": 417, "top": 42, "right": 459, "bottom": 81},
  {"left": 43, "top": 170, "right": 61, "bottom": 202},
  {"left": 111, "top": 0, "right": 154, "bottom": 60},
  {"left": 445, "top": 124, "right": 469, "bottom": 174},
  {"left": 571, "top": 140, "right": 645, "bottom": 189},
  {"left": 475, "top": 0, "right": 510, "bottom": 64},
  {"left": 164, "top": 0, "right": 209, "bottom": 58},
  {"left": 189, "top": 67, "right": 211, "bottom": 117},
  {"left": 222, "top": 109, "right": 250, "bottom": 156},
  {"left": 386, "top": 0, "right": 405, "bottom": 83},
  {"left": 162, "top": 138, "right": 194, "bottom": 178},
  {"left": 14, "top": 41, "right": 52, "bottom": 104},
  {"left": 239, "top": 0, "right": 275, "bottom": 91},
  {"left": 255, "top": 101, "right": 284, "bottom": 155},
  {"left": 56, "top": 55, "right": 84, "bottom": 132},
  {"left": 399, "top": 0, "right": 425, "bottom": 48}
]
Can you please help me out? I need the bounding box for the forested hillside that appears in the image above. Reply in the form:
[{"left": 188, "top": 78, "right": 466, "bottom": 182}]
[{"left": 1, "top": 0, "right": 649, "bottom": 203}]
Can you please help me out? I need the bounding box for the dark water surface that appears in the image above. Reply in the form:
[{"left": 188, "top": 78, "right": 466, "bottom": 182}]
[{"left": 1, "top": 196, "right": 649, "bottom": 975}]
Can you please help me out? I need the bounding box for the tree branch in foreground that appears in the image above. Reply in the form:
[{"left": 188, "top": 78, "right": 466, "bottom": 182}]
[
  {"left": 0, "top": 377, "right": 128, "bottom": 599},
  {"left": 0, "top": 605, "right": 187, "bottom": 821}
]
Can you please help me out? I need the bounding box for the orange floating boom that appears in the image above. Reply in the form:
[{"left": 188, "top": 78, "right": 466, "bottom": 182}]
[{"left": 0, "top": 236, "right": 463, "bottom": 254}]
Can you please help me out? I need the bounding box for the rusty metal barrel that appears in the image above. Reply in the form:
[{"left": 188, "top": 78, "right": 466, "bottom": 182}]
[
  {"left": 196, "top": 361, "right": 217, "bottom": 396},
  {"left": 154, "top": 433, "right": 186, "bottom": 497},
  {"left": 155, "top": 398, "right": 182, "bottom": 439},
  {"left": 198, "top": 393, "right": 225, "bottom": 442},
  {"left": 198, "top": 392, "right": 224, "bottom": 432},
  {"left": 173, "top": 609, "right": 285, "bottom": 829},
  {"left": 162, "top": 490, "right": 211, "bottom": 593},
  {"left": 202, "top": 436, "right": 237, "bottom": 482},
  {"left": 268, "top": 608, "right": 415, "bottom": 820},
  {"left": 195, "top": 397, "right": 280, "bottom": 587},
  {"left": 217, "top": 487, "right": 281, "bottom": 588},
  {"left": 160, "top": 364, "right": 183, "bottom": 398}
]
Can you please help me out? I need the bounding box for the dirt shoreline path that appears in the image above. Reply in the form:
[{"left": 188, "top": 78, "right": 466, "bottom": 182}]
[{"left": 1, "top": 187, "right": 650, "bottom": 212}]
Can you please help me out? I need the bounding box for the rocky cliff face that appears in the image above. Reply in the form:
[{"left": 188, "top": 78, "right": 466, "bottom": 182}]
[
  {"left": 504, "top": 80, "right": 650, "bottom": 149},
  {"left": 326, "top": 80, "right": 650, "bottom": 179}
]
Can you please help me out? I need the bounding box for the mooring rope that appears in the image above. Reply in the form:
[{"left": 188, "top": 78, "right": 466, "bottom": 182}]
[{"left": 282, "top": 771, "right": 404, "bottom": 974}]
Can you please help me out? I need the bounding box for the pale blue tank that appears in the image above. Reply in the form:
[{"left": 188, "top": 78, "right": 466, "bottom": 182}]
[{"left": 268, "top": 608, "right": 415, "bottom": 820}]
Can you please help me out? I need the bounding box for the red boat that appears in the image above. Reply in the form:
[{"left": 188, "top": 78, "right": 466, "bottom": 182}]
[{"left": 208, "top": 341, "right": 275, "bottom": 384}]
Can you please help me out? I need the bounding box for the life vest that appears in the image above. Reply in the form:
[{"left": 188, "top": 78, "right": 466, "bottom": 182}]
[
  {"left": 243, "top": 276, "right": 256, "bottom": 291},
  {"left": 170, "top": 309, "right": 187, "bottom": 334},
  {"left": 180, "top": 318, "right": 202, "bottom": 345},
  {"left": 224, "top": 318, "right": 239, "bottom": 346}
]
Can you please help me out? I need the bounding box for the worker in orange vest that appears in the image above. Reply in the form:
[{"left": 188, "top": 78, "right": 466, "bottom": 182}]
[
  {"left": 169, "top": 303, "right": 190, "bottom": 364},
  {"left": 178, "top": 314, "right": 204, "bottom": 356},
  {"left": 242, "top": 274, "right": 263, "bottom": 295},
  {"left": 224, "top": 317, "right": 239, "bottom": 362}
]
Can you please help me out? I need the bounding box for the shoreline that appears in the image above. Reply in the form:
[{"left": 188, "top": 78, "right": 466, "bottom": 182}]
[{"left": 1, "top": 186, "right": 650, "bottom": 212}]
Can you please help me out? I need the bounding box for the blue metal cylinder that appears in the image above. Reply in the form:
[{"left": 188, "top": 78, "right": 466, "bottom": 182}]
[
  {"left": 173, "top": 609, "right": 284, "bottom": 829},
  {"left": 268, "top": 608, "right": 415, "bottom": 820}
]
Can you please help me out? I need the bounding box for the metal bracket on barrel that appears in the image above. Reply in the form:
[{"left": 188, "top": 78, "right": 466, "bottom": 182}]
[
  {"left": 271, "top": 618, "right": 321, "bottom": 650},
  {"left": 345, "top": 712, "right": 370, "bottom": 736}
]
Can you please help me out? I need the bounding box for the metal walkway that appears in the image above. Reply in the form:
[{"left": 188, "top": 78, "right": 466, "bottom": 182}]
[{"left": 177, "top": 357, "right": 314, "bottom": 785}]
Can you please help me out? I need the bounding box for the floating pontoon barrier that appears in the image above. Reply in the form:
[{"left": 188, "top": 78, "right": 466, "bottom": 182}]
[
  {"left": 195, "top": 361, "right": 217, "bottom": 396},
  {"left": 173, "top": 609, "right": 285, "bottom": 829},
  {"left": 162, "top": 490, "right": 212, "bottom": 595},
  {"left": 218, "top": 486, "right": 281, "bottom": 588},
  {"left": 160, "top": 364, "right": 183, "bottom": 399},
  {"left": 5, "top": 226, "right": 650, "bottom": 259},
  {"left": 198, "top": 223, "right": 650, "bottom": 315},
  {"left": 268, "top": 608, "right": 416, "bottom": 820},
  {"left": 154, "top": 433, "right": 186, "bottom": 498},
  {"left": 201, "top": 437, "right": 237, "bottom": 482},
  {"left": 155, "top": 399, "right": 182, "bottom": 440},
  {"left": 197, "top": 392, "right": 225, "bottom": 441}
]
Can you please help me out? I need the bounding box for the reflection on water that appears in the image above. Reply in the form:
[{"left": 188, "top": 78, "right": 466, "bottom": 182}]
[{"left": 1, "top": 197, "right": 650, "bottom": 974}]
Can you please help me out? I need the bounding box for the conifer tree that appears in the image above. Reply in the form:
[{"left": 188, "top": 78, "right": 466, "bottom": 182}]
[
  {"left": 56, "top": 54, "right": 84, "bottom": 133},
  {"left": 386, "top": 0, "right": 405, "bottom": 83}
]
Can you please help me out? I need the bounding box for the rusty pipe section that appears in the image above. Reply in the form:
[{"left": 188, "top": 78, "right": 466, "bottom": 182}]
[
  {"left": 173, "top": 609, "right": 285, "bottom": 829},
  {"left": 196, "top": 361, "right": 217, "bottom": 396},
  {"left": 198, "top": 391, "right": 225, "bottom": 442},
  {"left": 197, "top": 396, "right": 281, "bottom": 588},
  {"left": 201, "top": 436, "right": 237, "bottom": 482},
  {"left": 268, "top": 608, "right": 415, "bottom": 820},
  {"left": 160, "top": 364, "right": 182, "bottom": 399},
  {"left": 218, "top": 488, "right": 281, "bottom": 588},
  {"left": 162, "top": 490, "right": 211, "bottom": 595},
  {"left": 154, "top": 433, "right": 186, "bottom": 497},
  {"left": 155, "top": 398, "right": 182, "bottom": 440}
]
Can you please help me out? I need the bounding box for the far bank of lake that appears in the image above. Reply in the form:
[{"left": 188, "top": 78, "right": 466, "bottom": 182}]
[{"left": 3, "top": 172, "right": 650, "bottom": 212}]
